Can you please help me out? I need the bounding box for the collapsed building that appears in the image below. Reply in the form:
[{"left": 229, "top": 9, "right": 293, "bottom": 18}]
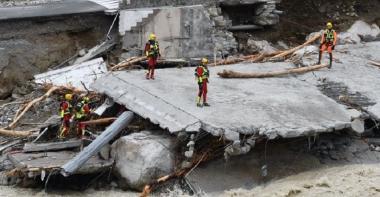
[
  {"left": 1, "top": 0, "right": 380, "bottom": 196},
  {"left": 119, "top": 0, "right": 282, "bottom": 59}
]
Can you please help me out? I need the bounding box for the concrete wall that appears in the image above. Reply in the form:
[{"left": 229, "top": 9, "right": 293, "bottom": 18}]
[{"left": 122, "top": 6, "right": 215, "bottom": 59}]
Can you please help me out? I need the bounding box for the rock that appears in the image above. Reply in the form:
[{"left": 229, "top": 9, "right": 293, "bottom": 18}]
[
  {"left": 305, "top": 30, "right": 323, "bottom": 43},
  {"left": 347, "top": 20, "right": 380, "bottom": 42},
  {"left": 277, "top": 41, "right": 289, "bottom": 50},
  {"left": 338, "top": 32, "right": 361, "bottom": 45},
  {"left": 213, "top": 16, "right": 226, "bottom": 27},
  {"left": 99, "top": 144, "right": 111, "bottom": 160},
  {"left": 351, "top": 118, "right": 365, "bottom": 135},
  {"left": 111, "top": 131, "right": 176, "bottom": 191},
  {"left": 246, "top": 39, "right": 277, "bottom": 54}
]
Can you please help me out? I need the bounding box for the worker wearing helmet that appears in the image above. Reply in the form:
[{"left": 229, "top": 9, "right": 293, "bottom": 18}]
[
  {"left": 59, "top": 93, "right": 73, "bottom": 138},
  {"left": 74, "top": 96, "right": 91, "bottom": 139},
  {"left": 318, "top": 22, "right": 338, "bottom": 69},
  {"left": 195, "top": 58, "right": 210, "bottom": 107},
  {"left": 144, "top": 33, "right": 161, "bottom": 80}
]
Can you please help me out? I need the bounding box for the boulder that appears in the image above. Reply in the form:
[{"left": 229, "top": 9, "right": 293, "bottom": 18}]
[
  {"left": 338, "top": 32, "right": 361, "bottom": 45},
  {"left": 111, "top": 131, "right": 176, "bottom": 191},
  {"left": 246, "top": 39, "right": 277, "bottom": 54},
  {"left": 347, "top": 20, "right": 380, "bottom": 42}
]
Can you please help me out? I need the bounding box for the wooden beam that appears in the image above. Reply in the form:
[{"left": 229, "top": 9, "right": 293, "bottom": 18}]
[
  {"left": 23, "top": 140, "right": 82, "bottom": 153},
  {"left": 80, "top": 118, "right": 117, "bottom": 126},
  {"left": 0, "top": 128, "right": 34, "bottom": 137},
  {"left": 218, "top": 64, "right": 328, "bottom": 78}
]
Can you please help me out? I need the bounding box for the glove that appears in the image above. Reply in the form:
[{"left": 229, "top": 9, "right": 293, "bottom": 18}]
[{"left": 332, "top": 45, "right": 335, "bottom": 50}]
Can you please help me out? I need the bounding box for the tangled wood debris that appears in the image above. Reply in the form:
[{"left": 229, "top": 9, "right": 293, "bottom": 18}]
[
  {"left": 218, "top": 64, "right": 328, "bottom": 78},
  {"left": 111, "top": 56, "right": 147, "bottom": 71}
]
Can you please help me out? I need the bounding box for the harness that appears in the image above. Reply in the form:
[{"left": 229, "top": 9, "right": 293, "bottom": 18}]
[
  {"left": 148, "top": 40, "right": 160, "bottom": 57},
  {"left": 75, "top": 101, "right": 88, "bottom": 119},
  {"left": 195, "top": 65, "right": 209, "bottom": 83},
  {"left": 324, "top": 29, "right": 335, "bottom": 43},
  {"left": 60, "top": 101, "right": 72, "bottom": 118}
]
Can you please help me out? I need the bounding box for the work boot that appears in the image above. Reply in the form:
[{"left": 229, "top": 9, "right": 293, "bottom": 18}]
[
  {"left": 328, "top": 53, "right": 333, "bottom": 69},
  {"left": 203, "top": 102, "right": 210, "bottom": 107},
  {"left": 317, "top": 51, "right": 322, "bottom": 65},
  {"left": 197, "top": 103, "right": 203, "bottom": 107}
]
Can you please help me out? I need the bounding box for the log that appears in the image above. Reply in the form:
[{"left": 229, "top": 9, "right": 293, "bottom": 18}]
[
  {"left": 111, "top": 57, "right": 147, "bottom": 71},
  {"left": 8, "top": 86, "right": 59, "bottom": 129},
  {"left": 269, "top": 34, "right": 321, "bottom": 61},
  {"left": 0, "top": 128, "right": 34, "bottom": 137},
  {"left": 23, "top": 139, "right": 82, "bottom": 153},
  {"left": 80, "top": 118, "right": 117, "bottom": 126},
  {"left": 369, "top": 60, "right": 380, "bottom": 67},
  {"left": 218, "top": 64, "right": 328, "bottom": 78},
  {"left": 61, "top": 111, "right": 134, "bottom": 176}
]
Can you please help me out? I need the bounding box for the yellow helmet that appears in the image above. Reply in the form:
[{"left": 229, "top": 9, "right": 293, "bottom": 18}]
[
  {"left": 65, "top": 94, "right": 73, "bottom": 101},
  {"left": 326, "top": 22, "right": 333, "bottom": 29},
  {"left": 201, "top": 58, "right": 208, "bottom": 65},
  {"left": 82, "top": 96, "right": 90, "bottom": 103},
  {"left": 149, "top": 33, "right": 156, "bottom": 40}
]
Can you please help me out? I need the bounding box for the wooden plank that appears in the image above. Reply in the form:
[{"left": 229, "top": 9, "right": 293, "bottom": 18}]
[
  {"left": 7, "top": 151, "right": 113, "bottom": 175},
  {"left": 0, "top": 140, "right": 21, "bottom": 153},
  {"left": 23, "top": 139, "right": 82, "bottom": 153}
]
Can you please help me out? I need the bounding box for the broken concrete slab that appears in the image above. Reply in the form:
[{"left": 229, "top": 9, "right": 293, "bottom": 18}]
[
  {"left": 73, "top": 39, "right": 117, "bottom": 65},
  {"left": 34, "top": 58, "right": 108, "bottom": 91},
  {"left": 91, "top": 62, "right": 352, "bottom": 140},
  {"left": 23, "top": 139, "right": 82, "bottom": 153},
  {"left": 299, "top": 42, "right": 380, "bottom": 120}
]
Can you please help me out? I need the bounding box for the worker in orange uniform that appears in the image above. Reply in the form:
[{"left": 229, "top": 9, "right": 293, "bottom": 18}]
[
  {"left": 144, "top": 33, "right": 161, "bottom": 80},
  {"left": 74, "top": 96, "right": 91, "bottom": 139},
  {"left": 195, "top": 58, "right": 210, "bottom": 107},
  {"left": 317, "top": 22, "right": 337, "bottom": 69},
  {"left": 59, "top": 94, "right": 73, "bottom": 138}
]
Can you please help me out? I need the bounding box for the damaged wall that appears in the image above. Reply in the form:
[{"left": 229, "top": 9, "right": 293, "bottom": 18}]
[
  {"left": 120, "top": 0, "right": 282, "bottom": 59},
  {"left": 121, "top": 6, "right": 219, "bottom": 59},
  {"left": 0, "top": 14, "right": 114, "bottom": 99}
]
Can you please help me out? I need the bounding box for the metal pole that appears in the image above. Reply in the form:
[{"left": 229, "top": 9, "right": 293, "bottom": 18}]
[{"left": 61, "top": 111, "right": 134, "bottom": 176}]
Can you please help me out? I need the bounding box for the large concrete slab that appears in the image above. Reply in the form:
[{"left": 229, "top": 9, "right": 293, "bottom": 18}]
[
  {"left": 0, "top": 0, "right": 117, "bottom": 21},
  {"left": 91, "top": 62, "right": 352, "bottom": 140},
  {"left": 34, "top": 58, "right": 107, "bottom": 91}
]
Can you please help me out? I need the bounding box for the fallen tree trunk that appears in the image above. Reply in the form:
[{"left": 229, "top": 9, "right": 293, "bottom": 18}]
[
  {"left": 61, "top": 111, "right": 134, "bottom": 176},
  {"left": 0, "top": 128, "right": 34, "bottom": 137},
  {"left": 218, "top": 64, "right": 328, "bottom": 78},
  {"left": 269, "top": 34, "right": 321, "bottom": 61},
  {"left": 369, "top": 60, "right": 380, "bottom": 67},
  {"left": 8, "top": 86, "right": 59, "bottom": 129},
  {"left": 80, "top": 118, "right": 116, "bottom": 126},
  {"left": 112, "top": 57, "right": 147, "bottom": 71}
]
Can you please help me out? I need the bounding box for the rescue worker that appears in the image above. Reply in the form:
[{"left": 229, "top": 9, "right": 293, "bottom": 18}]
[
  {"left": 144, "top": 33, "right": 161, "bottom": 80},
  {"left": 317, "top": 22, "right": 338, "bottom": 69},
  {"left": 74, "top": 96, "right": 91, "bottom": 139},
  {"left": 195, "top": 58, "right": 210, "bottom": 107},
  {"left": 59, "top": 94, "right": 73, "bottom": 138}
]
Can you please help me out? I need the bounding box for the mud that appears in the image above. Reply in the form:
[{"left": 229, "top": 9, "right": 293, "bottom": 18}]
[{"left": 0, "top": 13, "right": 114, "bottom": 99}]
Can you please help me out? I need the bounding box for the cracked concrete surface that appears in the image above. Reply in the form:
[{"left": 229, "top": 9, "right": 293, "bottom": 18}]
[
  {"left": 299, "top": 42, "right": 380, "bottom": 119},
  {"left": 91, "top": 61, "right": 355, "bottom": 140}
]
